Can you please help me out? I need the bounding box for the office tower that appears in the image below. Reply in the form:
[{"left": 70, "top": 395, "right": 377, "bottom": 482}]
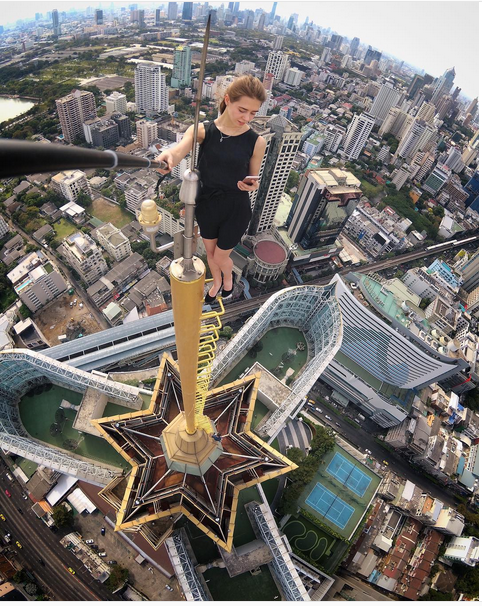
[
  {"left": 395, "top": 120, "right": 437, "bottom": 161},
  {"left": 341, "top": 54, "right": 352, "bottom": 69},
  {"left": 168, "top": 2, "right": 178, "bottom": 20},
  {"left": 90, "top": 119, "right": 121, "bottom": 148},
  {"left": 287, "top": 168, "right": 362, "bottom": 248},
  {"left": 111, "top": 113, "right": 132, "bottom": 142},
  {"left": 171, "top": 46, "right": 192, "bottom": 88},
  {"left": 287, "top": 13, "right": 297, "bottom": 31},
  {"left": 247, "top": 115, "right": 301, "bottom": 235},
  {"left": 135, "top": 63, "right": 169, "bottom": 114},
  {"left": 137, "top": 9, "right": 145, "bottom": 27},
  {"left": 444, "top": 147, "right": 464, "bottom": 173},
  {"left": 269, "top": 2, "right": 277, "bottom": 22},
  {"left": 459, "top": 251, "right": 479, "bottom": 291},
  {"left": 466, "top": 97, "right": 478, "bottom": 117},
  {"left": 463, "top": 171, "right": 479, "bottom": 209},
  {"left": 136, "top": 119, "right": 159, "bottom": 148},
  {"left": 364, "top": 47, "right": 382, "bottom": 65},
  {"left": 257, "top": 13, "right": 266, "bottom": 31},
  {"left": 329, "top": 34, "right": 343, "bottom": 51},
  {"left": 349, "top": 36, "right": 360, "bottom": 57},
  {"left": 431, "top": 67, "right": 456, "bottom": 104},
  {"left": 415, "top": 101, "right": 437, "bottom": 123},
  {"left": 182, "top": 2, "right": 193, "bottom": 20},
  {"left": 273, "top": 35, "right": 284, "bottom": 50},
  {"left": 407, "top": 74, "right": 424, "bottom": 99},
  {"left": 320, "top": 47, "right": 332, "bottom": 64},
  {"left": 422, "top": 163, "right": 451, "bottom": 195},
  {"left": 283, "top": 67, "right": 303, "bottom": 87},
  {"left": 452, "top": 86, "right": 461, "bottom": 101},
  {"left": 461, "top": 144, "right": 478, "bottom": 167},
  {"left": 56, "top": 89, "right": 96, "bottom": 143},
  {"left": 7, "top": 251, "right": 67, "bottom": 313},
  {"left": 244, "top": 10, "right": 254, "bottom": 29},
  {"left": 369, "top": 83, "right": 403, "bottom": 126},
  {"left": 265, "top": 51, "right": 289, "bottom": 82},
  {"left": 105, "top": 91, "right": 127, "bottom": 114},
  {"left": 155, "top": 8, "right": 162, "bottom": 25},
  {"left": 59, "top": 233, "right": 108, "bottom": 286},
  {"left": 52, "top": 9, "right": 61, "bottom": 36},
  {"left": 341, "top": 112, "right": 375, "bottom": 160},
  {"left": 95, "top": 9, "right": 103, "bottom": 25}
]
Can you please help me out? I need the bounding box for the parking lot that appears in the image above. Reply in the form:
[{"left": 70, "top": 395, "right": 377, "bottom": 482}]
[
  {"left": 73, "top": 509, "right": 182, "bottom": 601},
  {"left": 34, "top": 292, "right": 102, "bottom": 345}
]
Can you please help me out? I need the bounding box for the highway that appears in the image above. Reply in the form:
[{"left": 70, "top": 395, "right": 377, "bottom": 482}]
[
  {"left": 222, "top": 234, "right": 478, "bottom": 323},
  {"left": 0, "top": 461, "right": 113, "bottom": 601},
  {"left": 303, "top": 398, "right": 459, "bottom": 508}
]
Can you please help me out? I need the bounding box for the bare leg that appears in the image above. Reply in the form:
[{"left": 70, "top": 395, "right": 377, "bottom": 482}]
[
  {"left": 213, "top": 247, "right": 234, "bottom": 290},
  {"left": 203, "top": 238, "right": 223, "bottom": 297}
]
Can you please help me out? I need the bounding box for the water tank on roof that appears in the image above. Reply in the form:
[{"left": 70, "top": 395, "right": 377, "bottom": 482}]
[
  {"left": 401, "top": 301, "right": 410, "bottom": 313},
  {"left": 439, "top": 336, "right": 447, "bottom": 345},
  {"left": 431, "top": 329, "right": 439, "bottom": 338}
]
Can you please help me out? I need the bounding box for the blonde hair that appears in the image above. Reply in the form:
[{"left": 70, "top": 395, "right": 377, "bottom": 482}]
[{"left": 219, "top": 75, "right": 266, "bottom": 114}]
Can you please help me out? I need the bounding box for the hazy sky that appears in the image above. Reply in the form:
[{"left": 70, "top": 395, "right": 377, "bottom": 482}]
[{"left": 2, "top": 1, "right": 479, "bottom": 99}]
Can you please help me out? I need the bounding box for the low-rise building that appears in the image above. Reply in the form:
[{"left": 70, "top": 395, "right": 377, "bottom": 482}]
[
  {"left": 444, "top": 536, "right": 479, "bottom": 566},
  {"left": 95, "top": 223, "right": 132, "bottom": 262},
  {"left": 0, "top": 233, "right": 25, "bottom": 266},
  {"left": 59, "top": 201, "right": 87, "bottom": 225},
  {"left": 51, "top": 170, "right": 92, "bottom": 203}
]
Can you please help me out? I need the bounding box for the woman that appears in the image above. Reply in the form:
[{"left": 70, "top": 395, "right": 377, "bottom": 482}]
[{"left": 157, "top": 74, "right": 267, "bottom": 303}]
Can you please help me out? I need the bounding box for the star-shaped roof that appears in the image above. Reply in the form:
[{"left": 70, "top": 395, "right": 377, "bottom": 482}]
[{"left": 93, "top": 353, "right": 296, "bottom": 552}]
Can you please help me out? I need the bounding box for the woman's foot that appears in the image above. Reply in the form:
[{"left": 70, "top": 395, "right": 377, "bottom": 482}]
[{"left": 205, "top": 282, "right": 222, "bottom": 304}]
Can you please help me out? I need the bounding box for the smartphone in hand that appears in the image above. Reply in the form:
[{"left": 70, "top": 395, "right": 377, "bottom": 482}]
[{"left": 243, "top": 175, "right": 259, "bottom": 183}]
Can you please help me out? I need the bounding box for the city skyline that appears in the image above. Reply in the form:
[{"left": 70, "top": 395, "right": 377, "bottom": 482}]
[{"left": 1, "top": 1, "right": 478, "bottom": 99}]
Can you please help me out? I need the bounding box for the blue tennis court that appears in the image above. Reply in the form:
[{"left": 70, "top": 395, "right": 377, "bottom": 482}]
[
  {"left": 305, "top": 483, "right": 354, "bottom": 530},
  {"left": 326, "top": 452, "right": 372, "bottom": 497}
]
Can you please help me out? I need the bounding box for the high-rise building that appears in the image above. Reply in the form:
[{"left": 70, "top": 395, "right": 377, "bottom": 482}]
[
  {"left": 459, "top": 251, "right": 479, "bottom": 292},
  {"left": 55, "top": 90, "right": 97, "bottom": 143},
  {"left": 95, "top": 9, "right": 103, "bottom": 25},
  {"left": 111, "top": 113, "right": 132, "bottom": 142},
  {"left": 287, "top": 168, "right": 362, "bottom": 248},
  {"left": 52, "top": 8, "right": 61, "bottom": 36},
  {"left": 349, "top": 37, "right": 360, "bottom": 57},
  {"left": 273, "top": 35, "right": 283, "bottom": 50},
  {"left": 247, "top": 115, "right": 301, "bottom": 234},
  {"left": 391, "top": 167, "right": 411, "bottom": 190},
  {"left": 171, "top": 46, "right": 192, "bottom": 88},
  {"left": 269, "top": 2, "right": 277, "bottom": 23},
  {"left": 415, "top": 101, "right": 437, "bottom": 123},
  {"left": 463, "top": 171, "right": 479, "bottom": 210},
  {"left": 369, "top": 83, "right": 403, "bottom": 126},
  {"left": 461, "top": 145, "right": 478, "bottom": 167},
  {"left": 283, "top": 67, "right": 303, "bottom": 87},
  {"left": 167, "top": 2, "right": 178, "bottom": 20},
  {"left": 422, "top": 163, "right": 451, "bottom": 195},
  {"left": 264, "top": 51, "right": 289, "bottom": 82},
  {"left": 59, "top": 232, "right": 108, "bottom": 286},
  {"left": 341, "top": 112, "right": 375, "bottom": 160},
  {"left": 364, "top": 47, "right": 382, "bottom": 65},
  {"left": 136, "top": 119, "right": 159, "bottom": 148},
  {"left": 7, "top": 251, "right": 67, "bottom": 313},
  {"left": 155, "top": 8, "right": 162, "bottom": 25},
  {"left": 182, "top": 2, "right": 193, "bottom": 20},
  {"left": 244, "top": 10, "right": 255, "bottom": 29},
  {"left": 96, "top": 223, "right": 132, "bottom": 262},
  {"left": 444, "top": 147, "right": 464, "bottom": 173},
  {"left": 431, "top": 67, "right": 456, "bottom": 104},
  {"left": 329, "top": 34, "right": 343, "bottom": 51},
  {"left": 134, "top": 63, "right": 169, "bottom": 114},
  {"left": 395, "top": 120, "right": 437, "bottom": 161},
  {"left": 105, "top": 91, "right": 127, "bottom": 114}
]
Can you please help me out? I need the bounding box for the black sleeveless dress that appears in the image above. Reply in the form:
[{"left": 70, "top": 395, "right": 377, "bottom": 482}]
[{"left": 195, "top": 121, "right": 259, "bottom": 250}]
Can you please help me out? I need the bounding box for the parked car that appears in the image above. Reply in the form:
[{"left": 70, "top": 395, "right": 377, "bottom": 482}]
[
  {"left": 0, "top": 513, "right": 5, "bottom": 521},
  {"left": 38, "top": 558, "right": 45, "bottom": 566},
  {"left": 5, "top": 472, "right": 13, "bottom": 481},
  {"left": 68, "top": 567, "right": 75, "bottom": 575},
  {"left": 383, "top": 460, "right": 389, "bottom": 466},
  {"left": 108, "top": 560, "right": 117, "bottom": 565},
  {"left": 85, "top": 539, "right": 94, "bottom": 545},
  {"left": 98, "top": 552, "right": 106, "bottom": 557},
  {"left": 4, "top": 490, "right": 11, "bottom": 498},
  {"left": 325, "top": 415, "right": 331, "bottom": 421},
  {"left": 15, "top": 540, "right": 22, "bottom": 549},
  {"left": 335, "top": 422, "right": 341, "bottom": 427},
  {"left": 365, "top": 449, "right": 372, "bottom": 455},
  {"left": 101, "top": 527, "right": 106, "bottom": 536},
  {"left": 4, "top": 533, "right": 11, "bottom": 543},
  {"left": 21, "top": 493, "right": 28, "bottom": 500}
]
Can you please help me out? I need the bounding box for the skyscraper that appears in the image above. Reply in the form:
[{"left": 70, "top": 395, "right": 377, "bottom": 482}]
[
  {"left": 52, "top": 8, "right": 61, "bottom": 36},
  {"left": 182, "top": 2, "right": 193, "bottom": 20},
  {"left": 273, "top": 35, "right": 284, "bottom": 50},
  {"left": 463, "top": 171, "right": 479, "bottom": 210},
  {"left": 95, "top": 9, "right": 103, "bottom": 25},
  {"left": 167, "top": 2, "right": 178, "bottom": 20},
  {"left": 287, "top": 168, "right": 362, "bottom": 249},
  {"left": 171, "top": 46, "right": 192, "bottom": 88},
  {"left": 269, "top": 2, "right": 277, "bottom": 23},
  {"left": 364, "top": 48, "right": 382, "bottom": 65},
  {"left": 155, "top": 8, "right": 162, "bottom": 25},
  {"left": 341, "top": 112, "right": 375, "bottom": 160},
  {"left": 369, "top": 83, "right": 403, "bottom": 126},
  {"left": 395, "top": 120, "right": 437, "bottom": 162},
  {"left": 349, "top": 37, "right": 360, "bottom": 57},
  {"left": 265, "top": 50, "right": 289, "bottom": 82},
  {"left": 415, "top": 101, "right": 437, "bottom": 123},
  {"left": 56, "top": 89, "right": 97, "bottom": 143},
  {"left": 431, "top": 67, "right": 456, "bottom": 104},
  {"left": 134, "top": 63, "right": 169, "bottom": 114},
  {"left": 459, "top": 251, "right": 479, "bottom": 291},
  {"left": 247, "top": 114, "right": 301, "bottom": 235},
  {"left": 329, "top": 34, "right": 343, "bottom": 51}
]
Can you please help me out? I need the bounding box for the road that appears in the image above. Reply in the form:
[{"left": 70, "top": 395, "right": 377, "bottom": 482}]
[
  {"left": 0, "top": 462, "right": 113, "bottom": 601},
  {"left": 304, "top": 398, "right": 458, "bottom": 508}
]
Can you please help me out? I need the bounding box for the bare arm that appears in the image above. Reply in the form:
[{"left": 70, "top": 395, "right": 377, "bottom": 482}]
[
  {"left": 156, "top": 123, "right": 205, "bottom": 174},
  {"left": 237, "top": 136, "right": 267, "bottom": 192}
]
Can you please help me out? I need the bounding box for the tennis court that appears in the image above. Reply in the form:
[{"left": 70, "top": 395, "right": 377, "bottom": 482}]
[
  {"left": 327, "top": 452, "right": 372, "bottom": 497},
  {"left": 306, "top": 483, "right": 354, "bottom": 530}
]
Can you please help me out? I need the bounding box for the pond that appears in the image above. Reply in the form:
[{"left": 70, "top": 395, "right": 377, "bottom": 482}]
[{"left": 0, "top": 97, "right": 35, "bottom": 123}]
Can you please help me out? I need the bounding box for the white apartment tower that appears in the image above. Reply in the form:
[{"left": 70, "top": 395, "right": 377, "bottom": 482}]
[
  {"left": 59, "top": 232, "right": 108, "bottom": 286},
  {"left": 55, "top": 89, "right": 97, "bottom": 143},
  {"left": 415, "top": 101, "right": 437, "bottom": 123},
  {"left": 135, "top": 62, "right": 169, "bottom": 114},
  {"left": 234, "top": 60, "right": 255, "bottom": 75},
  {"left": 396, "top": 120, "right": 438, "bottom": 161},
  {"left": 136, "top": 119, "right": 159, "bottom": 148},
  {"left": 51, "top": 170, "right": 92, "bottom": 203},
  {"left": 341, "top": 112, "right": 375, "bottom": 160},
  {"left": 105, "top": 91, "right": 128, "bottom": 114},
  {"left": 96, "top": 223, "right": 132, "bottom": 262},
  {"left": 283, "top": 67, "right": 303, "bottom": 87},
  {"left": 265, "top": 51, "right": 289, "bottom": 82},
  {"left": 369, "top": 83, "right": 403, "bottom": 126},
  {"left": 248, "top": 114, "right": 301, "bottom": 235}
]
